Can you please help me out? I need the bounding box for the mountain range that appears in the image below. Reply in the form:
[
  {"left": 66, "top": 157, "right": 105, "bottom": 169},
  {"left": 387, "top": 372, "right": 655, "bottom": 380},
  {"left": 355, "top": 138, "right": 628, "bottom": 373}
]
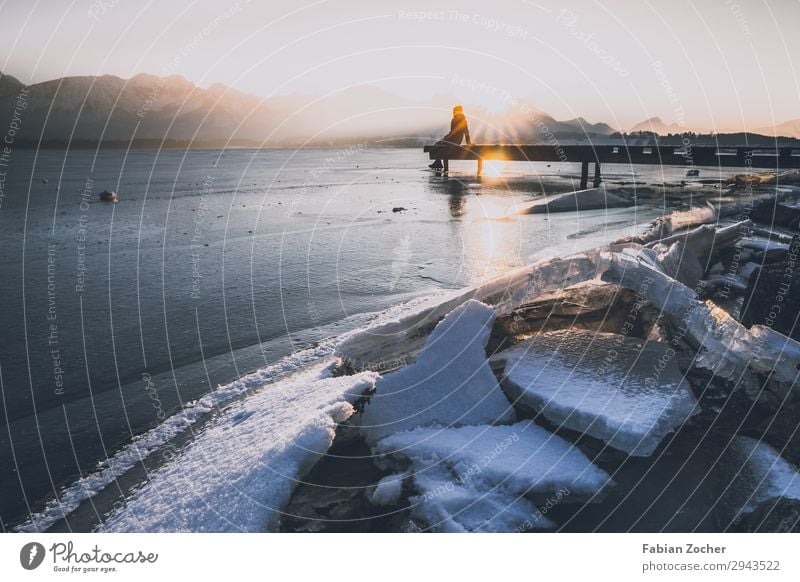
[
  {"left": 629, "top": 117, "right": 703, "bottom": 135},
  {"left": 1, "top": 71, "right": 798, "bottom": 146}
]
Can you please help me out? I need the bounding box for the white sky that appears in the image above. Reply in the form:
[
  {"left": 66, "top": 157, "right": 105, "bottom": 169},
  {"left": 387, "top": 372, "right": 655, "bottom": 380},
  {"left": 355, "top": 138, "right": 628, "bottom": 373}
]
[{"left": 1, "top": 0, "right": 798, "bottom": 130}]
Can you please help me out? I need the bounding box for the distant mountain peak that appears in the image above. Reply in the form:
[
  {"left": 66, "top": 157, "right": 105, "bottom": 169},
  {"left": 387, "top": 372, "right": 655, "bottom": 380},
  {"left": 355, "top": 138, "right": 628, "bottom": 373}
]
[
  {"left": 131, "top": 72, "right": 161, "bottom": 83},
  {"left": 0, "top": 71, "right": 24, "bottom": 97},
  {"left": 163, "top": 74, "right": 192, "bottom": 84},
  {"left": 629, "top": 116, "right": 694, "bottom": 135},
  {"left": 0, "top": 71, "right": 23, "bottom": 84}
]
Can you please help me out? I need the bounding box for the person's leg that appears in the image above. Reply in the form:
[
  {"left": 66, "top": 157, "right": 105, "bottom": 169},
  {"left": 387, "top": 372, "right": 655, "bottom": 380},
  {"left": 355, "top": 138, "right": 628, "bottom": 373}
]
[{"left": 429, "top": 138, "right": 449, "bottom": 169}]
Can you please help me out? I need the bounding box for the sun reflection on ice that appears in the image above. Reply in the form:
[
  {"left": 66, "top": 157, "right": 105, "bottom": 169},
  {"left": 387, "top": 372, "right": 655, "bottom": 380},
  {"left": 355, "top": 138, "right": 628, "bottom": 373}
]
[
  {"left": 481, "top": 160, "right": 506, "bottom": 177},
  {"left": 459, "top": 196, "right": 525, "bottom": 285}
]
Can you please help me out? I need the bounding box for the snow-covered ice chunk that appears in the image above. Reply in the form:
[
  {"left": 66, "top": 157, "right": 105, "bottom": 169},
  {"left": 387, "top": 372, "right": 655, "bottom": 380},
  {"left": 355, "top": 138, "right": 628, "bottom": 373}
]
[
  {"left": 728, "top": 436, "right": 800, "bottom": 516},
  {"left": 355, "top": 300, "right": 514, "bottom": 445},
  {"left": 493, "top": 330, "right": 698, "bottom": 456},
  {"left": 338, "top": 244, "right": 799, "bottom": 392},
  {"left": 740, "top": 237, "right": 790, "bottom": 253},
  {"left": 379, "top": 423, "right": 612, "bottom": 501},
  {"left": 100, "top": 364, "right": 379, "bottom": 532},
  {"left": 370, "top": 471, "right": 409, "bottom": 506},
  {"left": 377, "top": 423, "right": 612, "bottom": 532},
  {"left": 409, "top": 463, "right": 554, "bottom": 532}
]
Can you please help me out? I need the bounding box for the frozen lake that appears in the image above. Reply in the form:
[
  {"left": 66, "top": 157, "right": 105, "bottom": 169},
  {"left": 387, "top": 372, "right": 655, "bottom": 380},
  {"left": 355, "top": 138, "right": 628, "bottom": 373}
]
[{"left": 0, "top": 146, "right": 673, "bottom": 529}]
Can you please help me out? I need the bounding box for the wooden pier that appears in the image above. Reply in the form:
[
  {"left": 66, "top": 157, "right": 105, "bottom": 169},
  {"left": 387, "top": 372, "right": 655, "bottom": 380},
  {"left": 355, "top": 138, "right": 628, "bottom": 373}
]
[{"left": 423, "top": 144, "right": 800, "bottom": 187}]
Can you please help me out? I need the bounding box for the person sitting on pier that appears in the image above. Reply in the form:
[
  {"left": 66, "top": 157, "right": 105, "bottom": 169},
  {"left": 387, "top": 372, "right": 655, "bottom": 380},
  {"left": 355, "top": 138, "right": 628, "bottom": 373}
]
[{"left": 429, "top": 105, "right": 472, "bottom": 170}]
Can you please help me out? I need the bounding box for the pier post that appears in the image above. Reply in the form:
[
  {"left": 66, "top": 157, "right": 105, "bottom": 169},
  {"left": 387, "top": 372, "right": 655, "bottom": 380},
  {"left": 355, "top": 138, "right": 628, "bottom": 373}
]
[
  {"left": 593, "top": 162, "right": 602, "bottom": 188},
  {"left": 477, "top": 159, "right": 483, "bottom": 177},
  {"left": 580, "top": 161, "right": 589, "bottom": 189}
]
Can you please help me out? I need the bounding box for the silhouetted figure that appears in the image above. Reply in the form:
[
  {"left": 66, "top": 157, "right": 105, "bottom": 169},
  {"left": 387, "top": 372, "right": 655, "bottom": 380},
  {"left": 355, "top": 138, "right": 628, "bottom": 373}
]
[{"left": 430, "top": 105, "right": 471, "bottom": 170}]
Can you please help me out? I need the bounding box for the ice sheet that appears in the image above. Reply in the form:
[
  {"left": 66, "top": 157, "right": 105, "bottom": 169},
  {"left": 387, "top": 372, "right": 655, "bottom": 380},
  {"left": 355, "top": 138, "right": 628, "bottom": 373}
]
[
  {"left": 355, "top": 300, "right": 515, "bottom": 445},
  {"left": 493, "top": 330, "right": 698, "bottom": 456}
]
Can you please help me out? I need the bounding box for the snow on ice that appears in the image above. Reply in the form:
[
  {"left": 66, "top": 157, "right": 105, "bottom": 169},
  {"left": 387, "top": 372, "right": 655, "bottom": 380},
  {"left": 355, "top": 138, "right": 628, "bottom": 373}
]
[
  {"left": 729, "top": 436, "right": 800, "bottom": 516},
  {"left": 493, "top": 330, "right": 698, "bottom": 456},
  {"left": 16, "top": 344, "right": 335, "bottom": 533},
  {"left": 100, "top": 363, "right": 378, "bottom": 532},
  {"left": 376, "top": 423, "right": 612, "bottom": 531}
]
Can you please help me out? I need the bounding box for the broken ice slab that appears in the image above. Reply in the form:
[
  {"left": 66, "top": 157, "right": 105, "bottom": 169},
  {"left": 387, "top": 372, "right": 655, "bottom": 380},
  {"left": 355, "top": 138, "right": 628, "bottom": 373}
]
[
  {"left": 334, "top": 251, "right": 603, "bottom": 373},
  {"left": 645, "top": 220, "right": 753, "bottom": 260},
  {"left": 720, "top": 436, "right": 800, "bottom": 524},
  {"left": 702, "top": 274, "right": 748, "bottom": 295},
  {"left": 739, "top": 236, "right": 791, "bottom": 253},
  {"left": 654, "top": 240, "right": 703, "bottom": 289},
  {"left": 339, "top": 241, "right": 799, "bottom": 400},
  {"left": 750, "top": 225, "right": 797, "bottom": 244},
  {"left": 615, "top": 203, "right": 720, "bottom": 246},
  {"left": 492, "top": 330, "right": 698, "bottom": 456},
  {"left": 602, "top": 249, "right": 800, "bottom": 388},
  {"left": 735, "top": 436, "right": 800, "bottom": 509},
  {"left": 664, "top": 203, "right": 719, "bottom": 232},
  {"left": 376, "top": 422, "right": 612, "bottom": 531},
  {"left": 407, "top": 463, "right": 555, "bottom": 532},
  {"left": 370, "top": 471, "right": 410, "bottom": 507},
  {"left": 739, "top": 262, "right": 761, "bottom": 279},
  {"left": 353, "top": 300, "right": 515, "bottom": 446}
]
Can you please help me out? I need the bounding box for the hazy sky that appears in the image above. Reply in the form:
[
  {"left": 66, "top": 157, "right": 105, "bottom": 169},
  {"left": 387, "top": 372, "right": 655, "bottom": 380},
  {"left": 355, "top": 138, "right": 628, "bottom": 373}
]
[{"left": 1, "top": 0, "right": 798, "bottom": 130}]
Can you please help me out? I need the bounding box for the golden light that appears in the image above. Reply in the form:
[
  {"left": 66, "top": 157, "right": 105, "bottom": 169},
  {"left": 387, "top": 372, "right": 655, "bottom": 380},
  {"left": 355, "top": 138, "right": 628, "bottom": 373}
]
[{"left": 458, "top": 198, "right": 523, "bottom": 285}]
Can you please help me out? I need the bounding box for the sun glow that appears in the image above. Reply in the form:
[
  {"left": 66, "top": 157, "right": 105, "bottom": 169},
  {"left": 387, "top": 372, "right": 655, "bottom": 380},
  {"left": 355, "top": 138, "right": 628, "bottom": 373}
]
[{"left": 455, "top": 197, "right": 524, "bottom": 285}]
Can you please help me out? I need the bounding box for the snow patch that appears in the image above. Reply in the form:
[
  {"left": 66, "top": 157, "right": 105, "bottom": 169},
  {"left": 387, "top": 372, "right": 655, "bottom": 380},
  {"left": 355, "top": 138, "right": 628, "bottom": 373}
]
[
  {"left": 99, "top": 364, "right": 379, "bottom": 532},
  {"left": 16, "top": 344, "right": 335, "bottom": 533}
]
